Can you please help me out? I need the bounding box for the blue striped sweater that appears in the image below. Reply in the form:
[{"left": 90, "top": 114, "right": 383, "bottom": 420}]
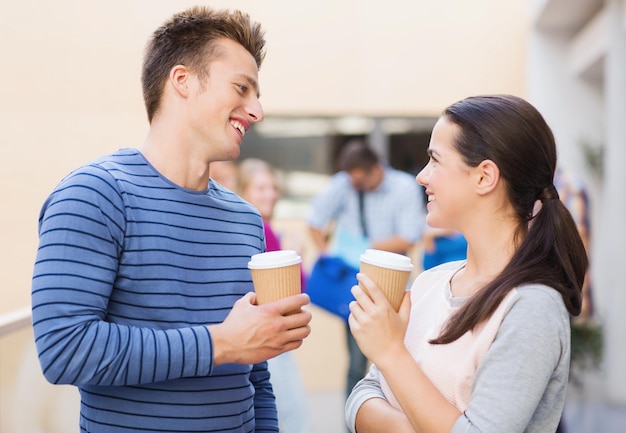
[{"left": 31, "top": 148, "right": 277, "bottom": 432}]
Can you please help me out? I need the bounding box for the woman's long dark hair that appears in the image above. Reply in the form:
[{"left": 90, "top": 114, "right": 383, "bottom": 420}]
[{"left": 431, "top": 95, "right": 587, "bottom": 345}]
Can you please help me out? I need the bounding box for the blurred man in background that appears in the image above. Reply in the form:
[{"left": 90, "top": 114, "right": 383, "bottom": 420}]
[{"left": 308, "top": 139, "right": 425, "bottom": 400}]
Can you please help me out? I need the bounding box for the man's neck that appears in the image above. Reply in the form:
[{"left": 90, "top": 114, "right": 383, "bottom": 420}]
[{"left": 140, "top": 125, "right": 211, "bottom": 191}]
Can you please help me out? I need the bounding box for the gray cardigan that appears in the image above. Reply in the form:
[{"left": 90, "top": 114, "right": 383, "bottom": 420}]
[{"left": 345, "top": 276, "right": 571, "bottom": 433}]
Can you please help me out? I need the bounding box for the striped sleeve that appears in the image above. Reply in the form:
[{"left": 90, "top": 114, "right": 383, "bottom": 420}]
[
  {"left": 31, "top": 164, "right": 214, "bottom": 386},
  {"left": 251, "top": 361, "right": 280, "bottom": 432}
]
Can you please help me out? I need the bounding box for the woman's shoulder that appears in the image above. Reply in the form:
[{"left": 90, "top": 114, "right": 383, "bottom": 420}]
[
  {"left": 503, "top": 284, "right": 570, "bottom": 335},
  {"left": 411, "top": 260, "right": 466, "bottom": 295},
  {"left": 511, "top": 284, "right": 567, "bottom": 312},
  {"left": 420, "top": 260, "right": 466, "bottom": 277}
]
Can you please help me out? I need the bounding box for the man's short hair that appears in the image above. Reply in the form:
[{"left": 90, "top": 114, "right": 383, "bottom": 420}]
[
  {"left": 142, "top": 6, "right": 266, "bottom": 122},
  {"left": 339, "top": 140, "right": 380, "bottom": 172}
]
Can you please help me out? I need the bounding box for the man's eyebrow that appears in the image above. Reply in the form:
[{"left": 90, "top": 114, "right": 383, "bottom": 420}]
[{"left": 238, "top": 73, "right": 260, "bottom": 98}]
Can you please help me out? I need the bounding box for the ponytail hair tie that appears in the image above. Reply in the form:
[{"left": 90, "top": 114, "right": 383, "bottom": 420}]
[{"left": 541, "top": 184, "right": 560, "bottom": 202}]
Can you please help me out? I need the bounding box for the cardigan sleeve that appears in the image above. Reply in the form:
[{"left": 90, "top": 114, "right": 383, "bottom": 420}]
[
  {"left": 345, "top": 364, "right": 387, "bottom": 433},
  {"left": 452, "top": 286, "right": 570, "bottom": 433}
]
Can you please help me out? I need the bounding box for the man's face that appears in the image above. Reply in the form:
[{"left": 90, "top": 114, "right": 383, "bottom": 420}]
[
  {"left": 348, "top": 166, "right": 382, "bottom": 191},
  {"left": 187, "top": 38, "right": 264, "bottom": 162}
]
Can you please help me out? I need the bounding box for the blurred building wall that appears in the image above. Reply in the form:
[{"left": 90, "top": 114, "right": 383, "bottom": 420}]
[{"left": 529, "top": 0, "right": 626, "bottom": 419}]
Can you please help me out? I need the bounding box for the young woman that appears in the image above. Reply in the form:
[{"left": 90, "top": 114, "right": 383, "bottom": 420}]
[{"left": 345, "top": 94, "right": 587, "bottom": 433}]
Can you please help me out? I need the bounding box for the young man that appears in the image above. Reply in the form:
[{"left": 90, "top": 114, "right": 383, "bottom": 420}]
[{"left": 31, "top": 6, "right": 311, "bottom": 433}]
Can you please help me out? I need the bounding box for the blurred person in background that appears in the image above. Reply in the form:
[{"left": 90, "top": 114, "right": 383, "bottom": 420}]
[
  {"left": 419, "top": 191, "right": 467, "bottom": 271},
  {"left": 308, "top": 139, "right": 426, "bottom": 401},
  {"left": 31, "top": 6, "right": 312, "bottom": 433},
  {"left": 554, "top": 166, "right": 593, "bottom": 318},
  {"left": 554, "top": 166, "right": 594, "bottom": 433},
  {"left": 237, "top": 157, "right": 313, "bottom": 433},
  {"left": 345, "top": 95, "right": 587, "bottom": 433}
]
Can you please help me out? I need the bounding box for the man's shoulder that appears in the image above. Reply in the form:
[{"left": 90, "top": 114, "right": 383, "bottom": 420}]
[
  {"left": 317, "top": 171, "right": 352, "bottom": 194},
  {"left": 54, "top": 148, "right": 147, "bottom": 196},
  {"left": 384, "top": 166, "right": 416, "bottom": 182},
  {"left": 381, "top": 167, "right": 419, "bottom": 194},
  {"left": 68, "top": 148, "right": 142, "bottom": 177},
  {"left": 90, "top": 148, "right": 143, "bottom": 170},
  {"left": 330, "top": 170, "right": 351, "bottom": 183}
]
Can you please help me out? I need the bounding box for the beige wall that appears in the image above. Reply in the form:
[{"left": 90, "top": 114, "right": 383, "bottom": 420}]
[{"left": 1, "top": 0, "right": 528, "bottom": 314}]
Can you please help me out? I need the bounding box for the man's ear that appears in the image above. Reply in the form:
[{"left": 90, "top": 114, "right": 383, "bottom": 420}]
[
  {"left": 475, "top": 159, "right": 500, "bottom": 196},
  {"left": 168, "top": 64, "right": 191, "bottom": 97}
]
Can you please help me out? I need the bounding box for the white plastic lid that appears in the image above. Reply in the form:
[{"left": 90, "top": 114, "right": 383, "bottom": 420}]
[
  {"left": 360, "top": 249, "right": 413, "bottom": 271},
  {"left": 248, "top": 250, "right": 302, "bottom": 269}
]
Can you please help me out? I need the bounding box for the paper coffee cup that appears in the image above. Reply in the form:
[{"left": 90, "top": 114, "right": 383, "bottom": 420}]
[
  {"left": 248, "top": 250, "right": 302, "bottom": 305},
  {"left": 359, "top": 249, "right": 413, "bottom": 311}
]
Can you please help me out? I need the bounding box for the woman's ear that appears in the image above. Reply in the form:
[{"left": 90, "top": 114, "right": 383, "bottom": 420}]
[{"left": 475, "top": 159, "right": 500, "bottom": 196}]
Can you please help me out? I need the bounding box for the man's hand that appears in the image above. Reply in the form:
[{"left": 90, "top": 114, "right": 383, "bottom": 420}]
[{"left": 209, "top": 292, "right": 312, "bottom": 365}]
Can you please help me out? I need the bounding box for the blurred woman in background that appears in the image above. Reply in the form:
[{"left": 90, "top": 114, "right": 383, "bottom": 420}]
[{"left": 237, "top": 158, "right": 312, "bottom": 433}]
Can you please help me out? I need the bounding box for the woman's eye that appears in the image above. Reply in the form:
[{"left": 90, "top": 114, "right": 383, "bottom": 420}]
[{"left": 237, "top": 84, "right": 247, "bottom": 92}]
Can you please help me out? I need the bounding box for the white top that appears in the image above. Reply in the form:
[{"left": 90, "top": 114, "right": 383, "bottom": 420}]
[
  {"left": 345, "top": 260, "right": 572, "bottom": 433},
  {"left": 381, "top": 261, "right": 515, "bottom": 411}
]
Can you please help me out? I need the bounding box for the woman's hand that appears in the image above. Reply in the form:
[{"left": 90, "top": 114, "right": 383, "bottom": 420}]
[{"left": 348, "top": 273, "right": 411, "bottom": 369}]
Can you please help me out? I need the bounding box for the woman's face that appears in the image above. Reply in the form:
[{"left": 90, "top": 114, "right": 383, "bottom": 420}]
[
  {"left": 416, "top": 117, "right": 474, "bottom": 230},
  {"left": 242, "top": 169, "right": 280, "bottom": 220}
]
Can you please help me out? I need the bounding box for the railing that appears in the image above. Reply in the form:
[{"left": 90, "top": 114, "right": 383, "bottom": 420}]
[
  {"left": 0, "top": 307, "right": 31, "bottom": 337},
  {"left": 2, "top": 305, "right": 85, "bottom": 433}
]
